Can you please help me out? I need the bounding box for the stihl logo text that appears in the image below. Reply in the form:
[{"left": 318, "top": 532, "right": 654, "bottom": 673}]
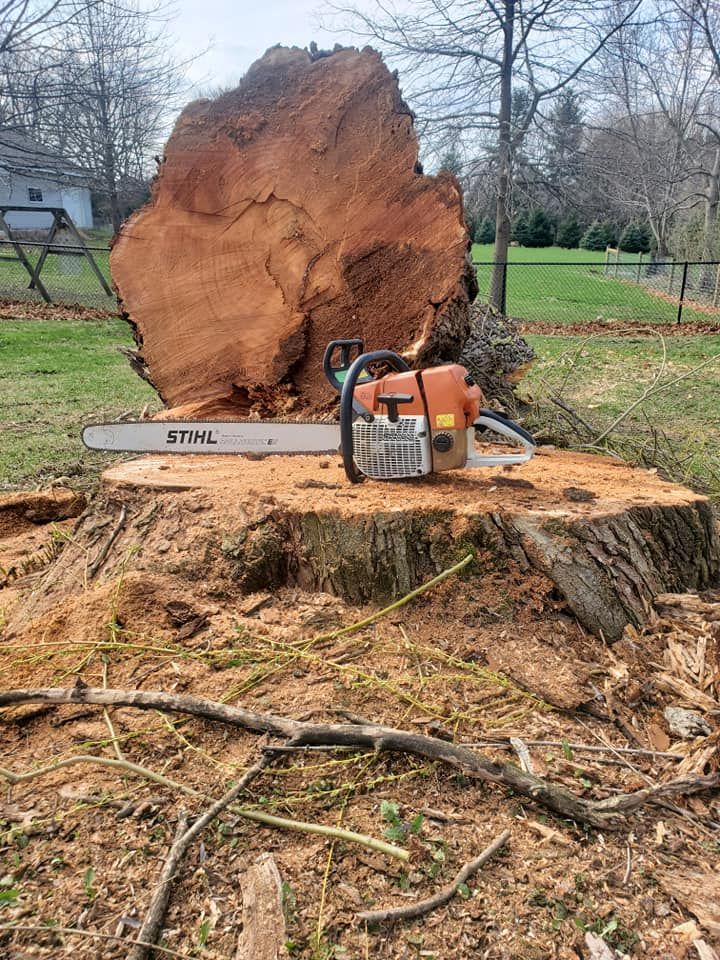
[{"left": 166, "top": 430, "right": 218, "bottom": 445}]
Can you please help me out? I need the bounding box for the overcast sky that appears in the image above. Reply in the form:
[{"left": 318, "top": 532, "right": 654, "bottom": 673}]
[{"left": 172, "top": 0, "right": 364, "bottom": 90}]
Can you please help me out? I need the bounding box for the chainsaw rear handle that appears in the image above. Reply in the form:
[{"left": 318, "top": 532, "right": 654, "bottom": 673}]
[
  {"left": 323, "top": 339, "right": 366, "bottom": 393},
  {"left": 339, "top": 349, "right": 412, "bottom": 483}
]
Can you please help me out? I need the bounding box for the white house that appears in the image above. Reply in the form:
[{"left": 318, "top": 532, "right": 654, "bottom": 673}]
[{"left": 0, "top": 130, "right": 94, "bottom": 230}]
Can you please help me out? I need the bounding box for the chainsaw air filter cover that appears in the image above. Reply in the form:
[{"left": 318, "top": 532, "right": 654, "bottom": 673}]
[{"left": 351, "top": 415, "right": 431, "bottom": 479}]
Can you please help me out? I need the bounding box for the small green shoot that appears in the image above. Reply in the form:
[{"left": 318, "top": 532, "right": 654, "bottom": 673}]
[{"left": 83, "top": 867, "right": 96, "bottom": 901}]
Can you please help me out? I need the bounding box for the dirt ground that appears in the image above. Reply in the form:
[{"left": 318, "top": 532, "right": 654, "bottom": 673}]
[{"left": 1, "top": 479, "right": 719, "bottom": 960}]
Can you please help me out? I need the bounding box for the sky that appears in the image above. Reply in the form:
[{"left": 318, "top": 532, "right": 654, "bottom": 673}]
[{"left": 171, "top": 0, "right": 367, "bottom": 91}]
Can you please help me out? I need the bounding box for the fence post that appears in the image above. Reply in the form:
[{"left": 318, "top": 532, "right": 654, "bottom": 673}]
[
  {"left": 636, "top": 252, "right": 643, "bottom": 283},
  {"left": 614, "top": 247, "right": 620, "bottom": 278},
  {"left": 668, "top": 260, "right": 676, "bottom": 294},
  {"left": 604, "top": 246, "right": 610, "bottom": 276},
  {"left": 676, "top": 261, "right": 689, "bottom": 324},
  {"left": 714, "top": 263, "right": 720, "bottom": 308}
]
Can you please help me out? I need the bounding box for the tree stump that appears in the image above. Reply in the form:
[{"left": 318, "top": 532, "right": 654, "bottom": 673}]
[
  {"left": 13, "top": 449, "right": 719, "bottom": 641},
  {"left": 110, "top": 45, "right": 476, "bottom": 420}
]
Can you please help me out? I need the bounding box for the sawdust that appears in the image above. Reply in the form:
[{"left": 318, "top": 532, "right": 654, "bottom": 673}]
[
  {"left": 0, "top": 488, "right": 85, "bottom": 539},
  {"left": 100, "top": 445, "right": 700, "bottom": 515},
  {"left": 0, "top": 477, "right": 719, "bottom": 959}
]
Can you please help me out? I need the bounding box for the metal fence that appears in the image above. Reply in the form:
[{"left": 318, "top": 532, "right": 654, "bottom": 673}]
[
  {"left": 0, "top": 237, "right": 115, "bottom": 311},
  {"left": 1, "top": 243, "right": 719, "bottom": 325},
  {"left": 474, "top": 259, "right": 720, "bottom": 326}
]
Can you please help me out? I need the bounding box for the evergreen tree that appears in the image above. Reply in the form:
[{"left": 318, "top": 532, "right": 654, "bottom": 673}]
[
  {"left": 476, "top": 216, "right": 496, "bottom": 245},
  {"left": 556, "top": 216, "right": 583, "bottom": 248},
  {"left": 603, "top": 222, "right": 620, "bottom": 247},
  {"left": 619, "top": 222, "right": 651, "bottom": 254},
  {"left": 511, "top": 212, "right": 530, "bottom": 245},
  {"left": 546, "top": 89, "right": 583, "bottom": 203},
  {"left": 438, "top": 144, "right": 463, "bottom": 177},
  {"left": 580, "top": 220, "right": 610, "bottom": 251},
  {"left": 524, "top": 209, "right": 554, "bottom": 247}
]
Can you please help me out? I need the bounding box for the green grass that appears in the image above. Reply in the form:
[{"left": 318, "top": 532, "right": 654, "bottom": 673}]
[
  {"left": 0, "top": 316, "right": 158, "bottom": 488},
  {"left": 2, "top": 316, "right": 720, "bottom": 498},
  {"left": 524, "top": 332, "right": 720, "bottom": 494},
  {"left": 472, "top": 243, "right": 716, "bottom": 325}
]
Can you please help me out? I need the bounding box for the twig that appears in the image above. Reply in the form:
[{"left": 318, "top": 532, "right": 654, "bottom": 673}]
[
  {"left": 87, "top": 504, "right": 127, "bottom": 578},
  {"left": 323, "top": 552, "right": 474, "bottom": 641},
  {"left": 3, "top": 686, "right": 719, "bottom": 828},
  {"left": 0, "top": 753, "right": 408, "bottom": 861},
  {"left": 549, "top": 396, "right": 597, "bottom": 436},
  {"left": 101, "top": 657, "right": 124, "bottom": 763},
  {"left": 357, "top": 830, "right": 510, "bottom": 924},
  {"left": 130, "top": 754, "right": 271, "bottom": 960},
  {"left": 465, "top": 739, "right": 681, "bottom": 760},
  {"left": 622, "top": 840, "right": 632, "bottom": 886},
  {"left": 0, "top": 923, "right": 192, "bottom": 958}
]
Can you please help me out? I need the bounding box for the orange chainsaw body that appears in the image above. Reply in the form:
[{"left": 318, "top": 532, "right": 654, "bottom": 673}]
[{"left": 353, "top": 364, "right": 485, "bottom": 473}]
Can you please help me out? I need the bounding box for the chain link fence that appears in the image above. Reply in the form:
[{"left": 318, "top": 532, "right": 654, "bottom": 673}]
[
  {"left": 0, "top": 237, "right": 115, "bottom": 311},
  {"left": 474, "top": 258, "right": 720, "bottom": 327},
  {"left": 1, "top": 243, "right": 719, "bottom": 325}
]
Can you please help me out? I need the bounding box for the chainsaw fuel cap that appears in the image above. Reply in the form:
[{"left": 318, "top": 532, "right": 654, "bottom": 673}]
[{"left": 432, "top": 432, "right": 453, "bottom": 453}]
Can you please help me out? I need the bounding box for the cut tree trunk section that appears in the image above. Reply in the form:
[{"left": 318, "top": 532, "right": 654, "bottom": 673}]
[
  {"left": 12, "top": 449, "right": 719, "bottom": 641},
  {"left": 111, "top": 46, "right": 477, "bottom": 419}
]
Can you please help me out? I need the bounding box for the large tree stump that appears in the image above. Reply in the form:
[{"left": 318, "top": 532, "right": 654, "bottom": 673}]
[
  {"left": 12, "top": 450, "right": 719, "bottom": 641},
  {"left": 111, "top": 45, "right": 476, "bottom": 419}
]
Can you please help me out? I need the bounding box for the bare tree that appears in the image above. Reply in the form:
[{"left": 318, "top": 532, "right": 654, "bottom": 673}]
[
  {"left": 0, "top": 0, "right": 97, "bottom": 54},
  {"left": 580, "top": 1, "right": 720, "bottom": 264},
  {"left": 326, "top": 0, "right": 644, "bottom": 309},
  {"left": 13, "top": 0, "right": 190, "bottom": 230}
]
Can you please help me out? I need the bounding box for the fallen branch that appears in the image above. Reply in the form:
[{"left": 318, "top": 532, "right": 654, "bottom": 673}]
[
  {"left": 130, "top": 754, "right": 271, "bottom": 960},
  {"left": 130, "top": 813, "right": 189, "bottom": 960},
  {"left": 0, "top": 752, "right": 408, "bottom": 861},
  {"left": 2, "top": 687, "right": 718, "bottom": 828},
  {"left": 358, "top": 830, "right": 510, "bottom": 924}
]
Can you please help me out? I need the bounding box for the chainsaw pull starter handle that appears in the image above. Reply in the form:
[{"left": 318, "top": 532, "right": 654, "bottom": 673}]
[
  {"left": 339, "top": 349, "right": 411, "bottom": 483},
  {"left": 323, "top": 339, "right": 366, "bottom": 393}
]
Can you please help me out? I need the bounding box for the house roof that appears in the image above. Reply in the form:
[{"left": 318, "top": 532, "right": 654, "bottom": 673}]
[{"left": 0, "top": 129, "right": 93, "bottom": 187}]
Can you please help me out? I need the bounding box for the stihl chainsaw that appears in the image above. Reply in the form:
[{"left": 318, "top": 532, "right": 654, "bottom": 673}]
[{"left": 83, "top": 339, "right": 535, "bottom": 483}]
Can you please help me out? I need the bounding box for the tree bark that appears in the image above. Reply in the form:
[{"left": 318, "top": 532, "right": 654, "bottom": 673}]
[
  {"left": 489, "top": 0, "right": 514, "bottom": 312},
  {"left": 110, "top": 45, "right": 477, "bottom": 419},
  {"left": 11, "top": 449, "right": 719, "bottom": 642}
]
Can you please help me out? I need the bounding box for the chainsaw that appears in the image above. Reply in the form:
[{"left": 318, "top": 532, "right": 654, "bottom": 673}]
[{"left": 82, "top": 339, "right": 535, "bottom": 483}]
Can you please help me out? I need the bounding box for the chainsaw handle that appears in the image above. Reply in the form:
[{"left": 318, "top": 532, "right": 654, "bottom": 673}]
[
  {"left": 323, "top": 339, "right": 366, "bottom": 393},
  {"left": 339, "top": 349, "right": 412, "bottom": 483}
]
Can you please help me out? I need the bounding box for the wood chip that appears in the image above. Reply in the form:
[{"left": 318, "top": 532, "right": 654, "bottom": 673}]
[{"left": 236, "top": 853, "right": 286, "bottom": 960}]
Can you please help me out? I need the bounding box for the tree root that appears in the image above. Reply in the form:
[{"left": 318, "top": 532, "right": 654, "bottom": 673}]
[{"left": 2, "top": 686, "right": 718, "bottom": 828}]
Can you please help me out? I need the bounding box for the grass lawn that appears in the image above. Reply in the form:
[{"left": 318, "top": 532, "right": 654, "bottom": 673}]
[
  {"left": 524, "top": 332, "right": 720, "bottom": 494},
  {"left": 1, "top": 317, "right": 719, "bottom": 497},
  {"left": 0, "top": 316, "right": 158, "bottom": 489},
  {"left": 472, "top": 243, "right": 717, "bottom": 326}
]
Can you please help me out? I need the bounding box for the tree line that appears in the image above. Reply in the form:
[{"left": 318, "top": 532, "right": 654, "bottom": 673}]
[{"left": 329, "top": 0, "right": 720, "bottom": 309}]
